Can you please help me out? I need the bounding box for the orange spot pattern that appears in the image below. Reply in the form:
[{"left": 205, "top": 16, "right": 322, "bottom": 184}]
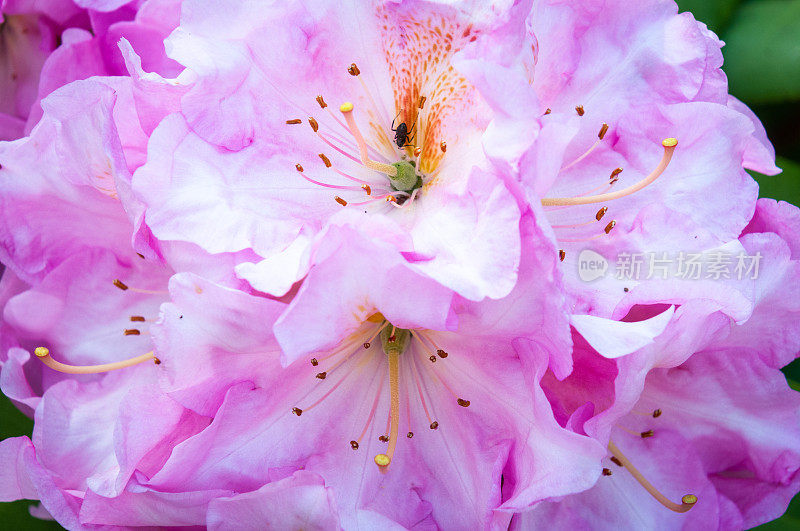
[{"left": 377, "top": 5, "right": 480, "bottom": 174}]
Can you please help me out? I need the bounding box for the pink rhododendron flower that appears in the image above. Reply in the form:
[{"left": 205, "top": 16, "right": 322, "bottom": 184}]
[
  {"left": 144, "top": 217, "right": 602, "bottom": 528},
  {"left": 514, "top": 203, "right": 800, "bottom": 529},
  {"left": 129, "top": 0, "right": 526, "bottom": 301},
  {"left": 469, "top": 0, "right": 780, "bottom": 317},
  {"left": 0, "top": 0, "right": 799, "bottom": 528}
]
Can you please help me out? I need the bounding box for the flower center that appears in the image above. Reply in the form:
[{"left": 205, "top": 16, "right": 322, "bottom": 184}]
[
  {"left": 291, "top": 313, "right": 470, "bottom": 471},
  {"left": 539, "top": 105, "right": 679, "bottom": 260},
  {"left": 288, "top": 63, "right": 449, "bottom": 210}
]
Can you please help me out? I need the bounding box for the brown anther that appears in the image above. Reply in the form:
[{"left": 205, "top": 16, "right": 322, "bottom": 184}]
[
  {"left": 610, "top": 456, "right": 623, "bottom": 467},
  {"left": 310, "top": 358, "right": 319, "bottom": 366},
  {"left": 318, "top": 153, "right": 332, "bottom": 167},
  {"left": 350, "top": 440, "right": 359, "bottom": 450},
  {"left": 136, "top": 253, "right": 145, "bottom": 259},
  {"left": 544, "top": 108, "right": 552, "bottom": 115},
  {"left": 150, "top": 356, "right": 161, "bottom": 365},
  {"left": 429, "top": 355, "right": 437, "bottom": 363},
  {"left": 316, "top": 372, "right": 327, "bottom": 380},
  {"left": 292, "top": 407, "right": 303, "bottom": 416},
  {"left": 604, "top": 220, "right": 616, "bottom": 234},
  {"left": 457, "top": 398, "right": 471, "bottom": 407},
  {"left": 430, "top": 421, "right": 439, "bottom": 430},
  {"left": 640, "top": 429, "right": 654, "bottom": 438},
  {"left": 286, "top": 119, "right": 302, "bottom": 125},
  {"left": 124, "top": 329, "right": 141, "bottom": 336},
  {"left": 362, "top": 184, "right": 372, "bottom": 195},
  {"left": 596, "top": 206, "right": 608, "bottom": 221},
  {"left": 347, "top": 63, "right": 360, "bottom": 76},
  {"left": 388, "top": 334, "right": 396, "bottom": 343},
  {"left": 575, "top": 105, "right": 585, "bottom": 116},
  {"left": 315, "top": 96, "right": 327, "bottom": 109},
  {"left": 407, "top": 432, "right": 414, "bottom": 438},
  {"left": 335, "top": 196, "right": 348, "bottom": 207},
  {"left": 413, "top": 146, "right": 422, "bottom": 157},
  {"left": 113, "top": 279, "right": 129, "bottom": 291},
  {"left": 440, "top": 141, "right": 447, "bottom": 153},
  {"left": 308, "top": 117, "right": 319, "bottom": 132},
  {"left": 295, "top": 163, "right": 304, "bottom": 172},
  {"left": 602, "top": 467, "right": 613, "bottom": 476},
  {"left": 363, "top": 342, "right": 371, "bottom": 349},
  {"left": 598, "top": 123, "right": 609, "bottom": 139},
  {"left": 418, "top": 95, "right": 427, "bottom": 109},
  {"left": 610, "top": 167, "right": 623, "bottom": 184},
  {"left": 437, "top": 349, "right": 448, "bottom": 359},
  {"left": 130, "top": 316, "right": 146, "bottom": 322},
  {"left": 623, "top": 287, "right": 630, "bottom": 292},
  {"left": 379, "top": 435, "right": 389, "bottom": 442},
  {"left": 652, "top": 409, "right": 662, "bottom": 418},
  {"left": 386, "top": 195, "right": 397, "bottom": 203},
  {"left": 559, "top": 249, "right": 566, "bottom": 262}
]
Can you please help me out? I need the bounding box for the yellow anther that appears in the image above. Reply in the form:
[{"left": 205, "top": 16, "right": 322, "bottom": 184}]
[
  {"left": 34, "top": 346, "right": 50, "bottom": 358},
  {"left": 374, "top": 454, "right": 391, "bottom": 467},
  {"left": 340, "top": 102, "right": 354, "bottom": 113},
  {"left": 662, "top": 137, "right": 678, "bottom": 148}
]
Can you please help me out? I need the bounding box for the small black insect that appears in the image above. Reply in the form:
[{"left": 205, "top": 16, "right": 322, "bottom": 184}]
[{"left": 391, "top": 112, "right": 416, "bottom": 148}]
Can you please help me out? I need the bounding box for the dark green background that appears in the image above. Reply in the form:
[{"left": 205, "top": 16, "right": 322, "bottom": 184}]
[{"left": 1, "top": 0, "right": 799, "bottom": 528}]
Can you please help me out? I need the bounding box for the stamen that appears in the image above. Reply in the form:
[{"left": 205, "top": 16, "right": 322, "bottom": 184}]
[
  {"left": 604, "top": 220, "right": 616, "bottom": 234},
  {"left": 318, "top": 153, "right": 332, "bottom": 167},
  {"left": 286, "top": 119, "right": 302, "bottom": 125},
  {"left": 295, "top": 164, "right": 366, "bottom": 192},
  {"left": 310, "top": 358, "right": 319, "bottom": 366},
  {"left": 607, "top": 440, "right": 697, "bottom": 513},
  {"left": 308, "top": 117, "right": 319, "bottom": 132},
  {"left": 603, "top": 468, "right": 613, "bottom": 476},
  {"left": 440, "top": 141, "right": 447, "bottom": 153},
  {"left": 575, "top": 105, "right": 585, "bottom": 116},
  {"left": 640, "top": 429, "right": 654, "bottom": 438},
  {"left": 316, "top": 96, "right": 327, "bottom": 109},
  {"left": 34, "top": 346, "right": 156, "bottom": 374},
  {"left": 544, "top": 108, "right": 552, "bottom": 115},
  {"left": 130, "top": 316, "right": 146, "bottom": 322},
  {"left": 653, "top": 409, "right": 662, "bottom": 418},
  {"left": 335, "top": 196, "right": 348, "bottom": 207},
  {"left": 374, "top": 346, "right": 401, "bottom": 469},
  {"left": 561, "top": 123, "right": 610, "bottom": 172},
  {"left": 356, "top": 365, "right": 386, "bottom": 445},
  {"left": 112, "top": 279, "right": 168, "bottom": 295},
  {"left": 340, "top": 103, "right": 398, "bottom": 178},
  {"left": 559, "top": 250, "right": 566, "bottom": 262},
  {"left": 542, "top": 139, "right": 677, "bottom": 206},
  {"left": 124, "top": 329, "right": 141, "bottom": 336},
  {"left": 418, "top": 96, "right": 426, "bottom": 109},
  {"left": 410, "top": 350, "right": 434, "bottom": 425}
]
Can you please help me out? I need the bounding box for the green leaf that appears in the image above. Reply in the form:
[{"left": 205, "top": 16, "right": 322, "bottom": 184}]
[
  {"left": 753, "top": 495, "right": 800, "bottom": 529},
  {"left": 676, "top": 0, "right": 742, "bottom": 33},
  {"left": 723, "top": 0, "right": 800, "bottom": 104},
  {"left": 752, "top": 156, "right": 800, "bottom": 205}
]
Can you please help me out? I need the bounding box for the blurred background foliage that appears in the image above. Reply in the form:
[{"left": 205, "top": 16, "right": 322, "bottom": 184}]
[{"left": 1, "top": 0, "right": 799, "bottom": 528}]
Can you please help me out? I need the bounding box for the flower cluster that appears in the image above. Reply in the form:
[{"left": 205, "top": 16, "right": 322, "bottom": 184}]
[{"left": 1, "top": 0, "right": 798, "bottom": 529}]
